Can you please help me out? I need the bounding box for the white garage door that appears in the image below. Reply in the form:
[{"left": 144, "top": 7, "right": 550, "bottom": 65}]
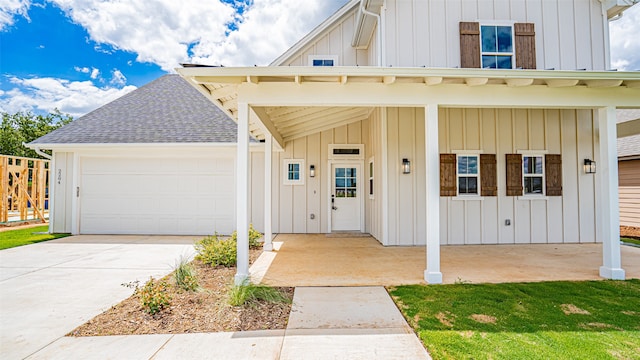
[{"left": 79, "top": 156, "right": 235, "bottom": 235}]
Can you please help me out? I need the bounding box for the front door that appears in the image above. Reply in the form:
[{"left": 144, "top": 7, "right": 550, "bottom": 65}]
[{"left": 331, "top": 164, "right": 361, "bottom": 231}]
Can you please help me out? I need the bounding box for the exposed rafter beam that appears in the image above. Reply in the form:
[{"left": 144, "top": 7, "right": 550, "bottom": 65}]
[
  {"left": 545, "top": 79, "right": 580, "bottom": 88},
  {"left": 383, "top": 76, "right": 396, "bottom": 84},
  {"left": 283, "top": 114, "right": 370, "bottom": 142},
  {"left": 277, "top": 108, "right": 371, "bottom": 133},
  {"left": 424, "top": 76, "right": 443, "bottom": 85},
  {"left": 506, "top": 78, "right": 534, "bottom": 87},
  {"left": 251, "top": 107, "right": 285, "bottom": 149},
  {"left": 210, "top": 85, "right": 238, "bottom": 98},
  {"left": 465, "top": 77, "right": 489, "bottom": 86}
]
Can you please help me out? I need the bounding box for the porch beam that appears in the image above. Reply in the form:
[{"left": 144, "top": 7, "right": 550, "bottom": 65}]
[
  {"left": 424, "top": 104, "right": 442, "bottom": 284},
  {"left": 250, "top": 107, "right": 285, "bottom": 150},
  {"left": 235, "top": 102, "right": 250, "bottom": 285},
  {"left": 597, "top": 106, "right": 625, "bottom": 280},
  {"left": 237, "top": 82, "right": 640, "bottom": 108},
  {"left": 263, "top": 134, "right": 273, "bottom": 251}
]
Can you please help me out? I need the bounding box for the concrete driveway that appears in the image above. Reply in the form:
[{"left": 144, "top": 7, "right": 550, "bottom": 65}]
[{"left": 0, "top": 235, "right": 197, "bottom": 360}]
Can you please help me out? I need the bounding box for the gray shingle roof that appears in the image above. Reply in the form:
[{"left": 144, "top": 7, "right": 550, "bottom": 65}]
[
  {"left": 619, "top": 135, "right": 640, "bottom": 158},
  {"left": 30, "top": 74, "right": 239, "bottom": 144}
]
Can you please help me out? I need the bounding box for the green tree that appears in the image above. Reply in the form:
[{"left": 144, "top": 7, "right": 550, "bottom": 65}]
[{"left": 1, "top": 110, "right": 73, "bottom": 158}]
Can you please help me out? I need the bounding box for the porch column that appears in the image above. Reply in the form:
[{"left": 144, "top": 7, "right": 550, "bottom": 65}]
[
  {"left": 597, "top": 106, "right": 625, "bottom": 280},
  {"left": 263, "top": 134, "right": 273, "bottom": 251},
  {"left": 235, "top": 102, "right": 250, "bottom": 285},
  {"left": 424, "top": 104, "right": 443, "bottom": 284}
]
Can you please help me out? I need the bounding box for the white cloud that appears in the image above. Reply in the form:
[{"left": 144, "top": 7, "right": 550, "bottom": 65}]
[
  {"left": 74, "top": 66, "right": 90, "bottom": 73},
  {"left": 0, "top": 0, "right": 30, "bottom": 30},
  {"left": 609, "top": 4, "right": 640, "bottom": 71},
  {"left": 110, "top": 69, "right": 126, "bottom": 86},
  {"left": 47, "top": 0, "right": 347, "bottom": 70},
  {"left": 190, "top": 0, "right": 341, "bottom": 66},
  {"left": 0, "top": 76, "right": 136, "bottom": 116},
  {"left": 49, "top": 0, "right": 238, "bottom": 71},
  {"left": 90, "top": 67, "right": 100, "bottom": 79}
]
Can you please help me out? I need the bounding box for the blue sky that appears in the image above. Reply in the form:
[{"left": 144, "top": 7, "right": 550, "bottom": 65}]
[{"left": 0, "top": 0, "right": 638, "bottom": 118}]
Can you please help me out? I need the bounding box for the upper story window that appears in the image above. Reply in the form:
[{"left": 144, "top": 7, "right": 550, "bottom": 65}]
[
  {"left": 309, "top": 55, "right": 338, "bottom": 67},
  {"left": 480, "top": 25, "right": 514, "bottom": 69},
  {"left": 460, "top": 22, "right": 536, "bottom": 70}
]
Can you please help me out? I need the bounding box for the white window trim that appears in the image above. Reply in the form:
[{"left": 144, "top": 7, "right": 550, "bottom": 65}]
[
  {"left": 478, "top": 21, "right": 516, "bottom": 69},
  {"left": 308, "top": 55, "right": 339, "bottom": 66},
  {"left": 368, "top": 157, "right": 374, "bottom": 199},
  {"left": 521, "top": 154, "right": 545, "bottom": 197},
  {"left": 283, "top": 159, "right": 305, "bottom": 185},
  {"left": 456, "top": 153, "right": 480, "bottom": 197}
]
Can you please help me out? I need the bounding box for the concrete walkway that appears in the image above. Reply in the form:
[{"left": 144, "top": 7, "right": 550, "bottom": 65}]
[
  {"left": 27, "top": 287, "right": 430, "bottom": 360},
  {"left": 0, "top": 235, "right": 197, "bottom": 360}
]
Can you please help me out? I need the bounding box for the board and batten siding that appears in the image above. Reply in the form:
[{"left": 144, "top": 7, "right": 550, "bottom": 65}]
[
  {"left": 280, "top": 9, "right": 371, "bottom": 66},
  {"left": 618, "top": 159, "right": 640, "bottom": 227},
  {"left": 51, "top": 152, "right": 75, "bottom": 233},
  {"left": 381, "top": 0, "right": 607, "bottom": 70},
  {"left": 271, "top": 120, "right": 371, "bottom": 233},
  {"left": 383, "top": 107, "right": 598, "bottom": 246}
]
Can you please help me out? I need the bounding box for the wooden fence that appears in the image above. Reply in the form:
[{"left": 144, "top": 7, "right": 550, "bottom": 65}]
[{"left": 0, "top": 155, "right": 50, "bottom": 224}]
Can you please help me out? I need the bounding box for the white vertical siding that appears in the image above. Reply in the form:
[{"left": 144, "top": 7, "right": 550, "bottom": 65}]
[
  {"left": 382, "top": 0, "right": 607, "bottom": 70},
  {"left": 51, "top": 152, "right": 74, "bottom": 233},
  {"left": 281, "top": 10, "right": 371, "bottom": 66},
  {"left": 272, "top": 120, "right": 370, "bottom": 233},
  {"left": 385, "top": 106, "right": 598, "bottom": 246}
]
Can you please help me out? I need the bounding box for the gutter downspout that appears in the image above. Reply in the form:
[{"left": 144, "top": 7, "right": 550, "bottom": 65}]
[
  {"left": 24, "top": 143, "right": 52, "bottom": 160},
  {"left": 360, "top": 1, "right": 383, "bottom": 66}
]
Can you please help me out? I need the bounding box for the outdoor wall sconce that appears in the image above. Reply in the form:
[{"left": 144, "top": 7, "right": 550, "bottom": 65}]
[
  {"left": 309, "top": 164, "right": 316, "bottom": 178},
  {"left": 583, "top": 159, "right": 596, "bottom": 174},
  {"left": 402, "top": 158, "right": 411, "bottom": 174}
]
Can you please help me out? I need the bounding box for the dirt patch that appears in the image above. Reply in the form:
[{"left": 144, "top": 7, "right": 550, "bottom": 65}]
[
  {"left": 436, "top": 311, "right": 454, "bottom": 327},
  {"left": 560, "top": 304, "right": 591, "bottom": 315},
  {"left": 621, "top": 310, "right": 639, "bottom": 316},
  {"left": 621, "top": 226, "right": 640, "bottom": 239},
  {"left": 469, "top": 314, "right": 497, "bottom": 324},
  {"left": 69, "top": 249, "right": 294, "bottom": 336},
  {"left": 459, "top": 330, "right": 474, "bottom": 338}
]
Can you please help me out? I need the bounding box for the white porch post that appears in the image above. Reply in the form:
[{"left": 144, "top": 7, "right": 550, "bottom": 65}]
[
  {"left": 597, "top": 106, "right": 625, "bottom": 280},
  {"left": 235, "top": 102, "right": 250, "bottom": 285},
  {"left": 263, "top": 134, "right": 273, "bottom": 251},
  {"left": 424, "top": 104, "right": 443, "bottom": 284}
]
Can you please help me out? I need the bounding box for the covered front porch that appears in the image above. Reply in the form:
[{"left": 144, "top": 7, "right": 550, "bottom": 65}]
[
  {"left": 177, "top": 66, "right": 640, "bottom": 285},
  {"left": 250, "top": 234, "right": 640, "bottom": 286}
]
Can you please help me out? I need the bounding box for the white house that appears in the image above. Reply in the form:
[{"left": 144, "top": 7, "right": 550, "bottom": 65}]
[{"left": 31, "top": 0, "right": 640, "bottom": 284}]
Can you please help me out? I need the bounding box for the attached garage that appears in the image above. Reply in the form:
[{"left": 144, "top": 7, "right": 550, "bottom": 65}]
[{"left": 79, "top": 156, "right": 235, "bottom": 235}]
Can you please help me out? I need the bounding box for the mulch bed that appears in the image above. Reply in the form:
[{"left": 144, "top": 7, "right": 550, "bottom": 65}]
[
  {"left": 68, "top": 249, "right": 293, "bottom": 336},
  {"left": 621, "top": 226, "right": 640, "bottom": 239}
]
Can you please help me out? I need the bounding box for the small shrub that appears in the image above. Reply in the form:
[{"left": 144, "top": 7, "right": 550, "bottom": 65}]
[
  {"left": 139, "top": 277, "right": 171, "bottom": 315},
  {"left": 228, "top": 283, "right": 290, "bottom": 306},
  {"left": 230, "top": 224, "right": 263, "bottom": 249},
  {"left": 195, "top": 234, "right": 237, "bottom": 267},
  {"left": 173, "top": 256, "right": 200, "bottom": 292}
]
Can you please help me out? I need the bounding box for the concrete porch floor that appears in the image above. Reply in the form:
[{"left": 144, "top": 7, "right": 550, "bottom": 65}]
[{"left": 250, "top": 234, "right": 640, "bottom": 286}]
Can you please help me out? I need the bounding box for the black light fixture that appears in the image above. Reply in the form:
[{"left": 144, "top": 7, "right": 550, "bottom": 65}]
[
  {"left": 309, "top": 164, "right": 316, "bottom": 177},
  {"left": 583, "top": 159, "right": 596, "bottom": 174},
  {"left": 402, "top": 158, "right": 411, "bottom": 174}
]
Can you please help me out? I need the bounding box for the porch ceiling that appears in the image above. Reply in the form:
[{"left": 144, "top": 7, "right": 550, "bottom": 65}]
[{"left": 178, "top": 66, "right": 640, "bottom": 148}]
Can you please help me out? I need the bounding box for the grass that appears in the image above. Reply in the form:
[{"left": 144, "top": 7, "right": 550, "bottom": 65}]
[
  {"left": 389, "top": 280, "right": 640, "bottom": 360},
  {"left": 0, "top": 225, "right": 70, "bottom": 250},
  {"left": 228, "top": 283, "right": 291, "bottom": 306},
  {"left": 621, "top": 237, "right": 640, "bottom": 246}
]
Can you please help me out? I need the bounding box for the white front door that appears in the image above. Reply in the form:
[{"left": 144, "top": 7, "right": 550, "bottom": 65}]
[{"left": 331, "top": 164, "right": 361, "bottom": 231}]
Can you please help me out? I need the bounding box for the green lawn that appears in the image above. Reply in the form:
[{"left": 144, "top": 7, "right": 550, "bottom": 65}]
[
  {"left": 0, "top": 225, "right": 70, "bottom": 250},
  {"left": 389, "top": 280, "right": 640, "bottom": 360},
  {"left": 622, "top": 237, "right": 640, "bottom": 246}
]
